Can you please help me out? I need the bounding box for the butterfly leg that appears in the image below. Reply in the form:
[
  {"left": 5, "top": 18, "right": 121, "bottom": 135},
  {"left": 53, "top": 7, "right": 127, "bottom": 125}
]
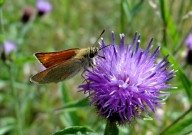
[
  {"left": 97, "top": 55, "right": 105, "bottom": 59},
  {"left": 81, "top": 69, "right": 92, "bottom": 95},
  {"left": 81, "top": 70, "right": 87, "bottom": 83}
]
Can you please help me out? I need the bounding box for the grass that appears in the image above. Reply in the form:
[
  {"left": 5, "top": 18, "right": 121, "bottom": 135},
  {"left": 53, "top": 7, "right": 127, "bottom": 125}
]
[{"left": 0, "top": 0, "right": 192, "bottom": 135}]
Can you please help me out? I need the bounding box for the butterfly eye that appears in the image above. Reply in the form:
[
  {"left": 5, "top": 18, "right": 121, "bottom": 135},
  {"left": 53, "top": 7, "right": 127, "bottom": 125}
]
[{"left": 89, "top": 53, "right": 95, "bottom": 58}]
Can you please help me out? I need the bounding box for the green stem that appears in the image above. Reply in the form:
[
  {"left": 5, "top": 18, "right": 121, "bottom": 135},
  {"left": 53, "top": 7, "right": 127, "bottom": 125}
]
[
  {"left": 9, "top": 65, "right": 23, "bottom": 135},
  {"left": 104, "top": 120, "right": 119, "bottom": 135},
  {"left": 159, "top": 106, "right": 192, "bottom": 135},
  {"left": 0, "top": 5, "right": 5, "bottom": 43},
  {"left": 159, "top": 0, "right": 167, "bottom": 47},
  {"left": 120, "top": 0, "right": 125, "bottom": 33}
]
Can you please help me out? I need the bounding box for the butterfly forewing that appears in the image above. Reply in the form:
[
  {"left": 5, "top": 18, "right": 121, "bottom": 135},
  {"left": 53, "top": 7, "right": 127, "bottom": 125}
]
[
  {"left": 30, "top": 59, "right": 82, "bottom": 84},
  {"left": 35, "top": 48, "right": 80, "bottom": 68}
]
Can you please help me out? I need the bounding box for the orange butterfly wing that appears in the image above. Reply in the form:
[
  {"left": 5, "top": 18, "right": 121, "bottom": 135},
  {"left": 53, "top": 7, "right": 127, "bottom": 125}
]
[{"left": 35, "top": 48, "right": 80, "bottom": 68}]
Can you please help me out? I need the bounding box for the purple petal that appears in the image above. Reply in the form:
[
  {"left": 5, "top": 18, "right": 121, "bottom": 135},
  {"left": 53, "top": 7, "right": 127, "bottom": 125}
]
[
  {"left": 36, "top": 0, "right": 52, "bottom": 13},
  {"left": 3, "top": 41, "right": 17, "bottom": 55},
  {"left": 185, "top": 33, "right": 192, "bottom": 50}
]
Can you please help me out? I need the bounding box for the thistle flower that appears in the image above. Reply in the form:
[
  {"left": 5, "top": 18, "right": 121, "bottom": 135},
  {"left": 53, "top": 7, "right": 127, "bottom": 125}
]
[
  {"left": 21, "top": 7, "right": 34, "bottom": 24},
  {"left": 36, "top": 0, "right": 52, "bottom": 16},
  {"left": 185, "top": 33, "right": 192, "bottom": 50},
  {"left": 3, "top": 41, "right": 17, "bottom": 55},
  {"left": 0, "top": 41, "right": 17, "bottom": 62},
  {"left": 185, "top": 33, "right": 192, "bottom": 64},
  {"left": 79, "top": 32, "right": 175, "bottom": 124}
]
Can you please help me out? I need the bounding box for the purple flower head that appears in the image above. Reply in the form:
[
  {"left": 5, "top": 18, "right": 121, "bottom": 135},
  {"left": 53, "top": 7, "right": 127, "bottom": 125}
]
[
  {"left": 36, "top": 0, "right": 52, "bottom": 16},
  {"left": 3, "top": 41, "right": 17, "bottom": 55},
  {"left": 21, "top": 7, "right": 34, "bottom": 24},
  {"left": 79, "top": 32, "right": 175, "bottom": 124},
  {"left": 185, "top": 34, "right": 192, "bottom": 64},
  {"left": 185, "top": 33, "right": 192, "bottom": 50}
]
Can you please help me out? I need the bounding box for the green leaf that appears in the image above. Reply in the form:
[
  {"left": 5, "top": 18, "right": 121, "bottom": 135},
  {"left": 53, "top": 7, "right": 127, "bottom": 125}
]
[
  {"left": 121, "top": 0, "right": 131, "bottom": 20},
  {"left": 59, "top": 83, "right": 72, "bottom": 103},
  {"left": 161, "top": 47, "right": 192, "bottom": 103},
  {"left": 130, "top": 0, "right": 144, "bottom": 15},
  {"left": 159, "top": 0, "right": 167, "bottom": 23},
  {"left": 63, "top": 98, "right": 89, "bottom": 108},
  {"left": 161, "top": 114, "right": 192, "bottom": 135},
  {"left": 53, "top": 126, "right": 93, "bottom": 135},
  {"left": 0, "top": 0, "right": 5, "bottom": 6},
  {"left": 143, "top": 115, "right": 153, "bottom": 121},
  {"left": 0, "top": 34, "right": 4, "bottom": 43},
  {"left": 54, "top": 98, "right": 89, "bottom": 112},
  {"left": 120, "top": 0, "right": 143, "bottom": 32},
  {"left": 167, "top": 16, "right": 179, "bottom": 50},
  {"left": 0, "top": 117, "right": 15, "bottom": 135},
  {"left": 0, "top": 125, "right": 14, "bottom": 135},
  {"left": 14, "top": 56, "right": 35, "bottom": 64}
]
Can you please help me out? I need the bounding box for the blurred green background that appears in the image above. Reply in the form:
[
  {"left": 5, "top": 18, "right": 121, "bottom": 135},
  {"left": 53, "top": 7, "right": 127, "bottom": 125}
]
[{"left": 0, "top": 0, "right": 192, "bottom": 135}]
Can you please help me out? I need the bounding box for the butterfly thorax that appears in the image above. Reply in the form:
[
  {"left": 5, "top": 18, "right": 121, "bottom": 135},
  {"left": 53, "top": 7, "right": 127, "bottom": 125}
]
[{"left": 75, "top": 47, "right": 99, "bottom": 68}]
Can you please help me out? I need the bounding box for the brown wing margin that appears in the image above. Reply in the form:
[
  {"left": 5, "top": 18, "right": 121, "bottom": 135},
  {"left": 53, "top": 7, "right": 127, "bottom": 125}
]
[{"left": 35, "top": 48, "right": 80, "bottom": 68}]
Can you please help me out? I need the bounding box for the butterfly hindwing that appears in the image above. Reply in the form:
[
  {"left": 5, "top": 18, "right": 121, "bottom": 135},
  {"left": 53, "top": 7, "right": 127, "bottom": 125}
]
[{"left": 30, "top": 59, "right": 82, "bottom": 84}]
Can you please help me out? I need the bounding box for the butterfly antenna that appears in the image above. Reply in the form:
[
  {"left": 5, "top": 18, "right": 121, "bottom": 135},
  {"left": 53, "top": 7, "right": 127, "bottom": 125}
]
[
  {"left": 93, "top": 29, "right": 105, "bottom": 47},
  {"left": 99, "top": 44, "right": 112, "bottom": 50}
]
